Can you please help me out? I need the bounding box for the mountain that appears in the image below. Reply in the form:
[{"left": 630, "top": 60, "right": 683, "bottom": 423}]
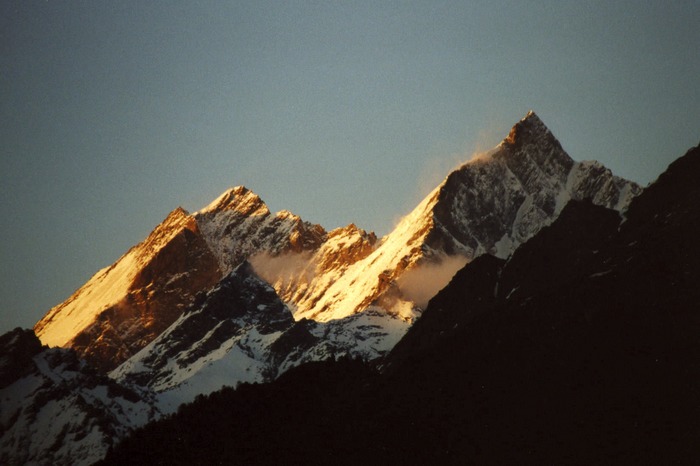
[
  {"left": 106, "top": 111, "right": 640, "bottom": 406},
  {"left": 11, "top": 111, "right": 644, "bottom": 464},
  {"left": 194, "top": 186, "right": 327, "bottom": 274},
  {"left": 264, "top": 111, "right": 639, "bottom": 325},
  {"left": 33, "top": 188, "right": 325, "bottom": 372},
  {"left": 29, "top": 110, "right": 641, "bottom": 405},
  {"left": 99, "top": 142, "right": 700, "bottom": 465},
  {"left": 35, "top": 113, "right": 639, "bottom": 371},
  {"left": 110, "top": 262, "right": 295, "bottom": 411},
  {"left": 33, "top": 208, "right": 223, "bottom": 372},
  {"left": 110, "top": 262, "right": 408, "bottom": 410},
  {"left": 375, "top": 144, "right": 700, "bottom": 464},
  {"left": 0, "top": 329, "right": 159, "bottom": 466}
]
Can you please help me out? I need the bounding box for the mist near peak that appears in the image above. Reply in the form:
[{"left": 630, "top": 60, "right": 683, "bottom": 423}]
[
  {"left": 397, "top": 255, "right": 469, "bottom": 309},
  {"left": 249, "top": 252, "right": 315, "bottom": 288}
]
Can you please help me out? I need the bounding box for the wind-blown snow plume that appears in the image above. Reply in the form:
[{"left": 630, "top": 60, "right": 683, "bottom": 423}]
[
  {"left": 249, "top": 252, "right": 316, "bottom": 288},
  {"left": 397, "top": 256, "right": 470, "bottom": 308}
]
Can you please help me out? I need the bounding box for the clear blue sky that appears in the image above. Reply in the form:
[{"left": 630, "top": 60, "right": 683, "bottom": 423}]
[{"left": 1, "top": 0, "right": 698, "bottom": 334}]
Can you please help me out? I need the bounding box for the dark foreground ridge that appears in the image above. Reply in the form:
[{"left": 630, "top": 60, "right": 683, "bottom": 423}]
[{"left": 100, "top": 144, "right": 700, "bottom": 465}]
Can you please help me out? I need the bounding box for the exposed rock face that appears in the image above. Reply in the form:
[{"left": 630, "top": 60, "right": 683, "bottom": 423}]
[
  {"left": 0, "top": 329, "right": 158, "bottom": 466},
  {"left": 194, "top": 186, "right": 327, "bottom": 275},
  {"left": 111, "top": 263, "right": 406, "bottom": 410},
  {"left": 34, "top": 208, "right": 223, "bottom": 372},
  {"left": 112, "top": 262, "right": 295, "bottom": 400},
  {"left": 33, "top": 189, "right": 327, "bottom": 373},
  {"left": 252, "top": 223, "right": 380, "bottom": 316},
  {"left": 427, "top": 111, "right": 639, "bottom": 260},
  {"left": 0, "top": 328, "right": 44, "bottom": 389}
]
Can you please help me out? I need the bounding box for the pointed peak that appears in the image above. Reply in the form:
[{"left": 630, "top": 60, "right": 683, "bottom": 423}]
[
  {"left": 197, "top": 186, "right": 269, "bottom": 216},
  {"left": 504, "top": 110, "right": 551, "bottom": 147},
  {"left": 156, "top": 206, "right": 195, "bottom": 234},
  {"left": 523, "top": 109, "right": 539, "bottom": 121},
  {"left": 328, "top": 223, "right": 376, "bottom": 240},
  {"left": 521, "top": 110, "right": 546, "bottom": 129},
  {"left": 231, "top": 259, "right": 257, "bottom": 278},
  {"left": 169, "top": 206, "right": 190, "bottom": 219},
  {"left": 276, "top": 209, "right": 301, "bottom": 221}
]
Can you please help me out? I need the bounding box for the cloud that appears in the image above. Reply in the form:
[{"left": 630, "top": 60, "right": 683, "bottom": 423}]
[
  {"left": 249, "top": 251, "right": 315, "bottom": 287},
  {"left": 396, "top": 256, "right": 469, "bottom": 309}
]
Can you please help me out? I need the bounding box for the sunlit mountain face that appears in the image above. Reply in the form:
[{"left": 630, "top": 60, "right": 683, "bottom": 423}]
[{"left": 3, "top": 112, "right": 653, "bottom": 465}]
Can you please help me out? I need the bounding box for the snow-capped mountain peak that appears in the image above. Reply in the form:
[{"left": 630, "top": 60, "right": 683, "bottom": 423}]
[
  {"left": 267, "top": 112, "right": 640, "bottom": 325},
  {"left": 197, "top": 186, "right": 270, "bottom": 217},
  {"left": 32, "top": 111, "right": 641, "bottom": 375},
  {"left": 502, "top": 110, "right": 552, "bottom": 147},
  {"left": 194, "top": 187, "right": 327, "bottom": 276},
  {"left": 29, "top": 110, "right": 641, "bottom": 381},
  {"left": 32, "top": 186, "right": 332, "bottom": 372}
]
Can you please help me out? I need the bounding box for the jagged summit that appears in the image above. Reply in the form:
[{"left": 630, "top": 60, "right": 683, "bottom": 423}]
[
  {"left": 195, "top": 189, "right": 326, "bottom": 275},
  {"left": 427, "top": 111, "right": 640, "bottom": 260},
  {"left": 503, "top": 110, "right": 552, "bottom": 147},
  {"left": 197, "top": 186, "right": 269, "bottom": 217},
  {"left": 33, "top": 184, "right": 325, "bottom": 371},
  {"left": 450, "top": 111, "right": 562, "bottom": 174}
]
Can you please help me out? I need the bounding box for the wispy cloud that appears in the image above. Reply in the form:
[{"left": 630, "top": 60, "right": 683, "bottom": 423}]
[{"left": 396, "top": 256, "right": 469, "bottom": 309}]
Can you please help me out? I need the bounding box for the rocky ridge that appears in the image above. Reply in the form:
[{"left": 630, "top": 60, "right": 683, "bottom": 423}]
[{"left": 33, "top": 208, "right": 223, "bottom": 372}]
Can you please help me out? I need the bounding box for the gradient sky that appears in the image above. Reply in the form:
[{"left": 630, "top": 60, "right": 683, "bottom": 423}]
[{"left": 1, "top": 0, "right": 698, "bottom": 334}]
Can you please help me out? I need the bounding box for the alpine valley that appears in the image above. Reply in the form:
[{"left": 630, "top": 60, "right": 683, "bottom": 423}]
[{"left": 9, "top": 111, "right": 699, "bottom": 465}]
